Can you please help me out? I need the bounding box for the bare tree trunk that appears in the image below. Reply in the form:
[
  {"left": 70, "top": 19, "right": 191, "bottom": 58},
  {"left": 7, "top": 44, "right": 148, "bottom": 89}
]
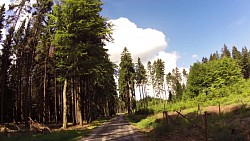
[
  {"left": 62, "top": 78, "right": 67, "bottom": 129},
  {"left": 43, "top": 57, "right": 47, "bottom": 123},
  {"left": 142, "top": 84, "right": 146, "bottom": 109},
  {"left": 0, "top": 81, "right": 3, "bottom": 124},
  {"left": 29, "top": 74, "right": 32, "bottom": 118},
  {"left": 138, "top": 84, "right": 142, "bottom": 109},
  {"left": 71, "top": 78, "right": 76, "bottom": 125},
  {"left": 127, "top": 82, "right": 132, "bottom": 114},
  {"left": 76, "top": 82, "right": 82, "bottom": 126},
  {"left": 54, "top": 74, "right": 57, "bottom": 123}
]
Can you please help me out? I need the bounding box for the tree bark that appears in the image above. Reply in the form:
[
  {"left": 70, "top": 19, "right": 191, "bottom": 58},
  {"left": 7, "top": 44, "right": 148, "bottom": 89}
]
[
  {"left": 54, "top": 73, "right": 58, "bottom": 123},
  {"left": 62, "top": 78, "right": 67, "bottom": 129},
  {"left": 71, "top": 78, "right": 76, "bottom": 125},
  {"left": 43, "top": 57, "right": 47, "bottom": 123}
]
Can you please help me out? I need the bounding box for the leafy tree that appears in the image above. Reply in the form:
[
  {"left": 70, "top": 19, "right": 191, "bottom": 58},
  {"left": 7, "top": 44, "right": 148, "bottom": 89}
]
[
  {"left": 187, "top": 57, "right": 242, "bottom": 99},
  {"left": 186, "top": 62, "right": 205, "bottom": 98}
]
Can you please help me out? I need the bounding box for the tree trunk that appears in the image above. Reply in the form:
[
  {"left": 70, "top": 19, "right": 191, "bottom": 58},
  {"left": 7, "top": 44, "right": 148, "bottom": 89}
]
[
  {"left": 54, "top": 74, "right": 58, "bottom": 123},
  {"left": 0, "top": 81, "right": 3, "bottom": 124},
  {"left": 76, "top": 82, "right": 82, "bottom": 126},
  {"left": 138, "top": 84, "right": 142, "bottom": 109},
  {"left": 62, "top": 78, "right": 67, "bottom": 129},
  {"left": 142, "top": 84, "right": 146, "bottom": 109},
  {"left": 71, "top": 78, "right": 76, "bottom": 125},
  {"left": 43, "top": 57, "right": 47, "bottom": 123},
  {"left": 127, "top": 81, "right": 132, "bottom": 114}
]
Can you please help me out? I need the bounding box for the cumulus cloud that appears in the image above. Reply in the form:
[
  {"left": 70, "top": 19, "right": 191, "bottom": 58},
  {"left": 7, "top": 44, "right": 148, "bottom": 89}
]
[
  {"left": 105, "top": 17, "right": 178, "bottom": 74},
  {"left": 104, "top": 17, "right": 181, "bottom": 99},
  {"left": 106, "top": 17, "right": 167, "bottom": 63}
]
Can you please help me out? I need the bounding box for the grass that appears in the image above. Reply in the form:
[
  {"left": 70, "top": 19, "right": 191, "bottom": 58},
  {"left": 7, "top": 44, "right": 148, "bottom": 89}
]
[
  {"left": 0, "top": 130, "right": 89, "bottom": 141},
  {"left": 0, "top": 116, "right": 113, "bottom": 141},
  {"left": 126, "top": 93, "right": 250, "bottom": 140}
]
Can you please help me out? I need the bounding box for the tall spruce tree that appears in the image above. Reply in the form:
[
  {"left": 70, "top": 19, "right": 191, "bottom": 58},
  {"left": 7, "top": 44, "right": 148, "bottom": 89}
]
[
  {"left": 153, "top": 59, "right": 165, "bottom": 102},
  {"left": 135, "top": 57, "right": 147, "bottom": 109},
  {"left": 0, "top": 4, "right": 5, "bottom": 124},
  {"left": 118, "top": 47, "right": 135, "bottom": 114}
]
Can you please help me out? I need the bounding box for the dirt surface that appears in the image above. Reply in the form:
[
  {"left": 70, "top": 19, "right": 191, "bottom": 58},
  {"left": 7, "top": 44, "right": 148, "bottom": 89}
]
[{"left": 79, "top": 115, "right": 147, "bottom": 141}]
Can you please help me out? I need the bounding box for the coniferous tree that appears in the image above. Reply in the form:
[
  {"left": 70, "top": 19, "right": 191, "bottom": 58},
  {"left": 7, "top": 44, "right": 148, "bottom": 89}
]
[
  {"left": 135, "top": 57, "right": 147, "bottom": 109},
  {"left": 118, "top": 47, "right": 135, "bottom": 114},
  {"left": 232, "top": 46, "right": 242, "bottom": 60},
  {"left": 202, "top": 57, "right": 208, "bottom": 63},
  {"left": 0, "top": 4, "right": 6, "bottom": 123},
  {"left": 241, "top": 47, "right": 250, "bottom": 79},
  {"left": 221, "top": 44, "right": 231, "bottom": 58},
  {"left": 153, "top": 59, "right": 165, "bottom": 102}
]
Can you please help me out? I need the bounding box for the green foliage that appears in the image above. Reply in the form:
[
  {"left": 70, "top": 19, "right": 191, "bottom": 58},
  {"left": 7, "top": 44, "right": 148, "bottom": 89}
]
[
  {"left": 152, "top": 59, "right": 165, "bottom": 98},
  {"left": 187, "top": 57, "right": 242, "bottom": 99},
  {"left": 118, "top": 47, "right": 135, "bottom": 114},
  {"left": 135, "top": 108, "right": 154, "bottom": 115}
]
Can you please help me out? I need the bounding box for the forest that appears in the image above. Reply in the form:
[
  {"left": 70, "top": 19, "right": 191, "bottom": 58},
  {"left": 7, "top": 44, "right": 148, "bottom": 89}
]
[
  {"left": 0, "top": 0, "right": 118, "bottom": 128},
  {"left": 118, "top": 44, "right": 250, "bottom": 113},
  {"left": 1, "top": 1, "right": 250, "bottom": 140}
]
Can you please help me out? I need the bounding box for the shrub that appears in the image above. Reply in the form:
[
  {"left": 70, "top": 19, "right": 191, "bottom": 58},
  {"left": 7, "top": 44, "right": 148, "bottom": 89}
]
[{"left": 135, "top": 108, "right": 154, "bottom": 115}]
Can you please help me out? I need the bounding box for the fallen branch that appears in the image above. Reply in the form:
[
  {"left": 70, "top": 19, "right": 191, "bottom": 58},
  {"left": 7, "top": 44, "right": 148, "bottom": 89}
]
[{"left": 28, "top": 117, "right": 51, "bottom": 133}]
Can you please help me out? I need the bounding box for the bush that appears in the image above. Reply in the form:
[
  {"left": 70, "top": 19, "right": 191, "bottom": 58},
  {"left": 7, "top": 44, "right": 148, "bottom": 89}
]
[{"left": 135, "top": 108, "right": 154, "bottom": 115}]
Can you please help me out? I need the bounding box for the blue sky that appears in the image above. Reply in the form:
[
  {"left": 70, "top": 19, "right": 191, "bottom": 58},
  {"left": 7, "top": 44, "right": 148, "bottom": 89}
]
[{"left": 101, "top": 0, "right": 250, "bottom": 69}]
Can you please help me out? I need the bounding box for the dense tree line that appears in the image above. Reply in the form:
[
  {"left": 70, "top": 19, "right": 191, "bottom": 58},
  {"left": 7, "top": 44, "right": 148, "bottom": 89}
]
[
  {"left": 118, "top": 47, "right": 188, "bottom": 112},
  {"left": 0, "top": 0, "right": 117, "bottom": 128},
  {"left": 118, "top": 45, "right": 250, "bottom": 112},
  {"left": 185, "top": 45, "right": 249, "bottom": 99}
]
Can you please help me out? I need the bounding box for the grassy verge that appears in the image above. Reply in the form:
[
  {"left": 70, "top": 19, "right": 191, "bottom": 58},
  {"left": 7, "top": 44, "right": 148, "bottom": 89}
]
[
  {"left": 0, "top": 116, "right": 113, "bottom": 141},
  {"left": 127, "top": 94, "right": 250, "bottom": 140}
]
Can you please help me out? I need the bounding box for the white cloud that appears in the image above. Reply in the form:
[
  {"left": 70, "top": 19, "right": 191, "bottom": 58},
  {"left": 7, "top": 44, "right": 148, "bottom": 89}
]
[
  {"left": 0, "top": 0, "right": 11, "bottom": 10},
  {"left": 105, "top": 17, "right": 168, "bottom": 63},
  {"left": 105, "top": 17, "right": 178, "bottom": 74},
  {"left": 104, "top": 17, "right": 181, "bottom": 100},
  {"left": 149, "top": 51, "right": 178, "bottom": 74},
  {"left": 192, "top": 54, "right": 198, "bottom": 59}
]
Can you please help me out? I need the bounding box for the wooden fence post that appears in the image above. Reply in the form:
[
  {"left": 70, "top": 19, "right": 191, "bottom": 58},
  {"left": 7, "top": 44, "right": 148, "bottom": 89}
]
[
  {"left": 163, "top": 111, "right": 168, "bottom": 127},
  {"left": 204, "top": 111, "right": 208, "bottom": 141},
  {"left": 197, "top": 104, "right": 200, "bottom": 119},
  {"left": 218, "top": 103, "right": 221, "bottom": 115}
]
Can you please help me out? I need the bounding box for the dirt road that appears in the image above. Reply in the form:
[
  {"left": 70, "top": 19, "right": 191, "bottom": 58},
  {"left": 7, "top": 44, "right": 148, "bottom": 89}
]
[{"left": 79, "top": 115, "right": 146, "bottom": 141}]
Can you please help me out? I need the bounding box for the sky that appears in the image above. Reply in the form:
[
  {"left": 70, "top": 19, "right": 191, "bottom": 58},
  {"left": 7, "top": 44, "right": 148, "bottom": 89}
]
[
  {"left": 101, "top": 0, "right": 250, "bottom": 71},
  {"left": 1, "top": 0, "right": 250, "bottom": 99}
]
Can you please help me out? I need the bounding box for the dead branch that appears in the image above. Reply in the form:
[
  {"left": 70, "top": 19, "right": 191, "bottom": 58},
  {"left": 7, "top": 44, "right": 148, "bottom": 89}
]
[{"left": 28, "top": 117, "right": 51, "bottom": 133}]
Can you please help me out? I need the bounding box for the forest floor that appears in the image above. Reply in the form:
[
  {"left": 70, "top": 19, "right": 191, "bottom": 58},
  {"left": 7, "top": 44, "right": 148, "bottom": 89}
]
[
  {"left": 127, "top": 103, "right": 250, "bottom": 141},
  {"left": 0, "top": 114, "right": 149, "bottom": 141},
  {"left": 0, "top": 116, "right": 114, "bottom": 141}
]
